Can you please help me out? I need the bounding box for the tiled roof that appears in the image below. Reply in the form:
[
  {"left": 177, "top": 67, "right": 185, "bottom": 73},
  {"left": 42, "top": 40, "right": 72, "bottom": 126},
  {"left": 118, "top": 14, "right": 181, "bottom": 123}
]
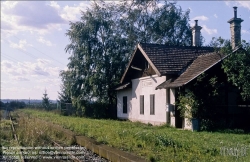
[
  {"left": 156, "top": 52, "right": 227, "bottom": 89},
  {"left": 139, "top": 43, "right": 215, "bottom": 75}
]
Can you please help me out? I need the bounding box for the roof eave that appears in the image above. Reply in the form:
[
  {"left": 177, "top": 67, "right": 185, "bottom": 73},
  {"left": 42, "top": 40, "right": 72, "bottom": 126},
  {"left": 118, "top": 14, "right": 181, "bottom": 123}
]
[
  {"left": 120, "top": 44, "right": 139, "bottom": 83},
  {"left": 180, "top": 46, "right": 244, "bottom": 87}
]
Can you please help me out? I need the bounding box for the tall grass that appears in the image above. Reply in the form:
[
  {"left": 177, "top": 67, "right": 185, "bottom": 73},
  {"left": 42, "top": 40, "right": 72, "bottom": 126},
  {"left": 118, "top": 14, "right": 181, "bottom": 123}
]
[
  {"left": 14, "top": 113, "right": 76, "bottom": 146},
  {"left": 16, "top": 109, "right": 250, "bottom": 162}
]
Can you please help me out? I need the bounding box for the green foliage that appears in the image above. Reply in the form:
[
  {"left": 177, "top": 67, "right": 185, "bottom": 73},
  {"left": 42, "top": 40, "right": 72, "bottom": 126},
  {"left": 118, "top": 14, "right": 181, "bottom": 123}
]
[
  {"left": 176, "top": 89, "right": 199, "bottom": 119},
  {"left": 42, "top": 90, "right": 51, "bottom": 110},
  {"left": 118, "top": 0, "right": 192, "bottom": 45},
  {"left": 176, "top": 72, "right": 228, "bottom": 130},
  {"left": 58, "top": 70, "right": 72, "bottom": 109},
  {"left": 210, "top": 37, "right": 250, "bottom": 101},
  {"left": 0, "top": 119, "right": 18, "bottom": 148},
  {"left": 209, "top": 37, "right": 231, "bottom": 53},
  {"left": 0, "top": 101, "right": 5, "bottom": 109},
  {"left": 61, "top": 0, "right": 193, "bottom": 118},
  {"left": 222, "top": 42, "right": 250, "bottom": 101},
  {"left": 5, "top": 100, "right": 26, "bottom": 110}
]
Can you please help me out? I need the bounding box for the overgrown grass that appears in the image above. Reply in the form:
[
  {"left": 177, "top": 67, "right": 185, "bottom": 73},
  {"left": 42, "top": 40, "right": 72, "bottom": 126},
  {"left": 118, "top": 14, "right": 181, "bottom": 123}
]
[
  {"left": 16, "top": 109, "right": 250, "bottom": 162},
  {"left": 0, "top": 112, "right": 77, "bottom": 162},
  {"left": 0, "top": 116, "right": 20, "bottom": 158},
  {"left": 14, "top": 112, "right": 76, "bottom": 147}
]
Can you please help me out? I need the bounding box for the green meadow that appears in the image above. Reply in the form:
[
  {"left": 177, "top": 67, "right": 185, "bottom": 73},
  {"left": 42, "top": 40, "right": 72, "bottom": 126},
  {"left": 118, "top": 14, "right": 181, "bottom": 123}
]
[{"left": 14, "top": 109, "right": 250, "bottom": 162}]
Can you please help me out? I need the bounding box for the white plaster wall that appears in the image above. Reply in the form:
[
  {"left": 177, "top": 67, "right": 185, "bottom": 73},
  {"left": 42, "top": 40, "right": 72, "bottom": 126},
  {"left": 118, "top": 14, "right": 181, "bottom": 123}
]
[
  {"left": 130, "top": 75, "right": 167, "bottom": 125},
  {"left": 183, "top": 118, "right": 192, "bottom": 130},
  {"left": 117, "top": 89, "right": 132, "bottom": 119}
]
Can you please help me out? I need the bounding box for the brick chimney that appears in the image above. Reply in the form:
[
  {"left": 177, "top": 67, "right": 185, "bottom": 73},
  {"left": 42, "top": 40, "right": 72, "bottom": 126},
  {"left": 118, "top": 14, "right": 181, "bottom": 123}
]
[
  {"left": 191, "top": 20, "right": 202, "bottom": 46},
  {"left": 227, "top": 7, "right": 244, "bottom": 49}
]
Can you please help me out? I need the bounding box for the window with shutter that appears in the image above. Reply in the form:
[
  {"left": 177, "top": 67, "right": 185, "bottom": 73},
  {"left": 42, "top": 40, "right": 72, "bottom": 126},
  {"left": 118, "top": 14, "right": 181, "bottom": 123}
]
[
  {"left": 123, "top": 96, "right": 127, "bottom": 114},
  {"left": 150, "top": 94, "right": 155, "bottom": 115},
  {"left": 140, "top": 95, "right": 144, "bottom": 114}
]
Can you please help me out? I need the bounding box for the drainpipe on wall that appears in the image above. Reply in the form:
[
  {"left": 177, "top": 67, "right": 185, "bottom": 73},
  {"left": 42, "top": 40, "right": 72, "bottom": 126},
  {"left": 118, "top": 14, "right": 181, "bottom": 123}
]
[{"left": 166, "top": 88, "right": 170, "bottom": 124}]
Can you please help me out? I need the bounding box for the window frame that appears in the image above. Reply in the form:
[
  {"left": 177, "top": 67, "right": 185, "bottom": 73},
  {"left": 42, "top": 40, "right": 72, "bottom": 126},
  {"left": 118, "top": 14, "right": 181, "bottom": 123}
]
[
  {"left": 123, "top": 96, "right": 127, "bottom": 114},
  {"left": 140, "top": 95, "right": 144, "bottom": 114},
  {"left": 150, "top": 94, "right": 155, "bottom": 115}
]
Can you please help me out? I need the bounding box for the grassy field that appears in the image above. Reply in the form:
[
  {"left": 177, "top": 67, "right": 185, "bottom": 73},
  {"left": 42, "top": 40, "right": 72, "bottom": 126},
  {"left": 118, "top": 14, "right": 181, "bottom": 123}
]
[
  {"left": 1, "top": 111, "right": 78, "bottom": 162},
  {"left": 15, "top": 109, "right": 250, "bottom": 162},
  {"left": 0, "top": 111, "right": 22, "bottom": 161},
  {"left": 0, "top": 119, "right": 17, "bottom": 147}
]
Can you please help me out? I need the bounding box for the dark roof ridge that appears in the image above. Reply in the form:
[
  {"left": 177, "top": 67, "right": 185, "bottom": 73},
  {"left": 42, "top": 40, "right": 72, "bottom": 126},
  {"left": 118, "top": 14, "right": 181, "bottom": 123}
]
[
  {"left": 197, "top": 51, "right": 221, "bottom": 56},
  {"left": 139, "top": 42, "right": 214, "bottom": 49}
]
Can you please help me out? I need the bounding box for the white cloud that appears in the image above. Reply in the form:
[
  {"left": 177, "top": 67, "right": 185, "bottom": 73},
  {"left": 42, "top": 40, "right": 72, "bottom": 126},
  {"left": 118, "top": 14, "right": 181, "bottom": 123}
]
[
  {"left": 49, "top": 1, "right": 90, "bottom": 22},
  {"left": 12, "top": 76, "right": 30, "bottom": 81},
  {"left": 37, "top": 59, "right": 51, "bottom": 65},
  {"left": 33, "top": 86, "right": 45, "bottom": 91},
  {"left": 2, "top": 60, "right": 13, "bottom": 68},
  {"left": 202, "top": 25, "right": 218, "bottom": 35},
  {"left": 9, "top": 39, "right": 32, "bottom": 50},
  {"left": 188, "top": 7, "right": 193, "bottom": 13},
  {"left": 49, "top": 1, "right": 60, "bottom": 10},
  {"left": 225, "top": 1, "right": 232, "bottom": 7},
  {"left": 242, "top": 30, "right": 250, "bottom": 34},
  {"left": 192, "top": 15, "right": 209, "bottom": 21},
  {"left": 214, "top": 14, "right": 218, "bottom": 18},
  {"left": 1, "top": 59, "right": 60, "bottom": 77},
  {"left": 225, "top": 1, "right": 250, "bottom": 10},
  {"left": 1, "top": 1, "right": 18, "bottom": 9},
  {"left": 238, "top": 1, "right": 250, "bottom": 10},
  {"left": 1, "top": 87, "right": 32, "bottom": 93},
  {"left": 37, "top": 36, "right": 54, "bottom": 46},
  {"left": 37, "top": 78, "right": 60, "bottom": 83},
  {"left": 1, "top": 1, "right": 67, "bottom": 37},
  {"left": 157, "top": 2, "right": 164, "bottom": 8}
]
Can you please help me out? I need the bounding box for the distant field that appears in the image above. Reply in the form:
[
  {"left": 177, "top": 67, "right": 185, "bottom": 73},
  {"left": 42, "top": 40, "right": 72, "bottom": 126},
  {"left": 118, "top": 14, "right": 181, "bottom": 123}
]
[{"left": 16, "top": 109, "right": 250, "bottom": 162}]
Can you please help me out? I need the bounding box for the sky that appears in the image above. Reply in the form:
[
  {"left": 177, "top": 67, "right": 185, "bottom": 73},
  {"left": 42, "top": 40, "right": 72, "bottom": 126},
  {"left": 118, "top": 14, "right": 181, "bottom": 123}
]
[{"left": 1, "top": 1, "right": 250, "bottom": 100}]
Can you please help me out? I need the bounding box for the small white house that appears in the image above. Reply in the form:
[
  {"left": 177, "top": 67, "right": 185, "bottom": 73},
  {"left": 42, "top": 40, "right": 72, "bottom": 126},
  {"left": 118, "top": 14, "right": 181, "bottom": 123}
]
[{"left": 116, "top": 7, "right": 245, "bottom": 130}]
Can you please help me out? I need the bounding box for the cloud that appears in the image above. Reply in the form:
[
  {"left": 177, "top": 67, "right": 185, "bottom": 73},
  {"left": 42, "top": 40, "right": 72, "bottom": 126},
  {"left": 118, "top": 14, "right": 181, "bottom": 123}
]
[
  {"left": 37, "top": 59, "right": 52, "bottom": 65},
  {"left": 242, "top": 30, "right": 250, "bottom": 34},
  {"left": 188, "top": 7, "right": 193, "bottom": 13},
  {"left": 37, "top": 36, "right": 54, "bottom": 46},
  {"left": 225, "top": 1, "right": 250, "bottom": 10},
  {"left": 49, "top": 1, "right": 90, "bottom": 22},
  {"left": 192, "top": 15, "right": 209, "bottom": 21},
  {"left": 5, "top": 1, "right": 66, "bottom": 28},
  {"left": 2, "top": 60, "right": 13, "bottom": 68},
  {"left": 33, "top": 86, "right": 45, "bottom": 91},
  {"left": 225, "top": 1, "right": 231, "bottom": 7},
  {"left": 238, "top": 1, "right": 250, "bottom": 10},
  {"left": 1, "top": 87, "right": 32, "bottom": 93},
  {"left": 1, "top": 60, "right": 29, "bottom": 76},
  {"left": 214, "top": 14, "right": 218, "bottom": 18},
  {"left": 202, "top": 25, "right": 218, "bottom": 35},
  {"left": 37, "top": 78, "right": 60, "bottom": 83},
  {"left": 1, "top": 1, "right": 67, "bottom": 36},
  {"left": 12, "top": 76, "right": 30, "bottom": 81},
  {"left": 9, "top": 39, "right": 32, "bottom": 50},
  {"left": 1, "top": 59, "right": 60, "bottom": 77}
]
